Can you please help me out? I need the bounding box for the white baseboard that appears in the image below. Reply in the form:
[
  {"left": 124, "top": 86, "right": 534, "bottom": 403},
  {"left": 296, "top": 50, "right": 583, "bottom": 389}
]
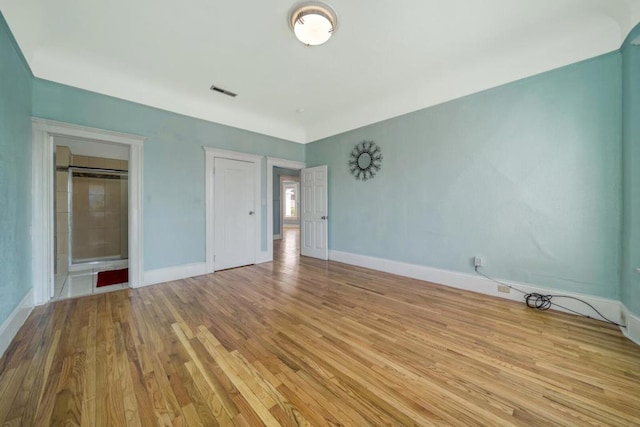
[
  {"left": 142, "top": 254, "right": 272, "bottom": 288},
  {"left": 621, "top": 305, "right": 640, "bottom": 346},
  {"left": 142, "top": 263, "right": 208, "bottom": 287},
  {"left": 329, "top": 250, "right": 622, "bottom": 326},
  {"left": 0, "top": 288, "right": 34, "bottom": 359}
]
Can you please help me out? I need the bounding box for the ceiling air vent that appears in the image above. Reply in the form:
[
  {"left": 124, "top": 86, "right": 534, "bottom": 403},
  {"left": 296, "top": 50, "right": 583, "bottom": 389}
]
[{"left": 210, "top": 85, "right": 237, "bottom": 97}]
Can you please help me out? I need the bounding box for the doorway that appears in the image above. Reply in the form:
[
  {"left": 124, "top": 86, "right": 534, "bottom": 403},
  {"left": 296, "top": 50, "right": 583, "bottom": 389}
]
[
  {"left": 266, "top": 158, "right": 306, "bottom": 262},
  {"left": 274, "top": 170, "right": 301, "bottom": 240},
  {"left": 31, "top": 119, "right": 144, "bottom": 305},
  {"left": 53, "top": 137, "right": 130, "bottom": 299}
]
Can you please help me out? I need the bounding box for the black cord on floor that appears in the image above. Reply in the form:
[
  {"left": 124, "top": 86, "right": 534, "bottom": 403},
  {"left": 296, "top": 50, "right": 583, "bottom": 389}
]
[{"left": 474, "top": 266, "right": 625, "bottom": 327}]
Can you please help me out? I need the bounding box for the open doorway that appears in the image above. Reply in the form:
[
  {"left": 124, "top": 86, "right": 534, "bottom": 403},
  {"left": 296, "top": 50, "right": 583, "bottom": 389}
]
[
  {"left": 266, "top": 158, "right": 305, "bottom": 262},
  {"left": 53, "top": 137, "right": 130, "bottom": 299},
  {"left": 266, "top": 158, "right": 329, "bottom": 263},
  {"left": 274, "top": 170, "right": 300, "bottom": 239},
  {"left": 31, "top": 119, "right": 144, "bottom": 306},
  {"left": 274, "top": 170, "right": 300, "bottom": 264}
]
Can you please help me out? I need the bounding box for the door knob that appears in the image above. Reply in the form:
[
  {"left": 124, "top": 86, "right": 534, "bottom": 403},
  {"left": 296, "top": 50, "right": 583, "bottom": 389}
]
[
  {"left": 321, "top": 215, "right": 328, "bottom": 220},
  {"left": 249, "top": 211, "right": 254, "bottom": 215}
]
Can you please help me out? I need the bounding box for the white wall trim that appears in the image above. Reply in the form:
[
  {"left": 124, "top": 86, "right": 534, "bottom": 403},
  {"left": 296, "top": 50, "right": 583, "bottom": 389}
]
[
  {"left": 203, "top": 147, "right": 263, "bottom": 163},
  {"left": 32, "top": 118, "right": 146, "bottom": 145},
  {"left": 31, "top": 122, "right": 54, "bottom": 306},
  {"left": 329, "top": 250, "right": 623, "bottom": 326},
  {"left": 143, "top": 253, "right": 272, "bottom": 288},
  {"left": 266, "top": 157, "right": 306, "bottom": 263},
  {"left": 31, "top": 118, "right": 145, "bottom": 305},
  {"left": 621, "top": 305, "right": 640, "bottom": 346},
  {"left": 143, "top": 262, "right": 208, "bottom": 287},
  {"left": 0, "top": 289, "right": 34, "bottom": 359},
  {"left": 204, "top": 147, "right": 264, "bottom": 273}
]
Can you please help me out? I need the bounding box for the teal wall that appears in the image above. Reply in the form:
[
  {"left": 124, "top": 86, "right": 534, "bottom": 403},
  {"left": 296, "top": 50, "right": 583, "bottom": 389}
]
[
  {"left": 622, "top": 25, "right": 640, "bottom": 315},
  {"left": 306, "top": 53, "right": 622, "bottom": 299},
  {"left": 0, "top": 14, "right": 32, "bottom": 325},
  {"left": 32, "top": 79, "right": 304, "bottom": 270},
  {"left": 1, "top": 7, "right": 636, "bottom": 326}
]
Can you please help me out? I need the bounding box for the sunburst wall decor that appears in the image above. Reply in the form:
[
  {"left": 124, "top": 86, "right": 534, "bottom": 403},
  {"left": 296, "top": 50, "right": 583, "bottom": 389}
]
[{"left": 348, "top": 140, "right": 383, "bottom": 181}]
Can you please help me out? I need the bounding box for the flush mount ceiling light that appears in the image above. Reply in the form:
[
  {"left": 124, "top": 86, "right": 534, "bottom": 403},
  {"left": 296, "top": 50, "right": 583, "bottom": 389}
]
[{"left": 289, "top": 2, "right": 337, "bottom": 46}]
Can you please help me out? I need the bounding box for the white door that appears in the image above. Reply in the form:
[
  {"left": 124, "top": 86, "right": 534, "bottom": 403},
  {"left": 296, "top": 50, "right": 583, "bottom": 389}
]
[
  {"left": 214, "top": 158, "right": 256, "bottom": 270},
  {"left": 301, "top": 165, "right": 328, "bottom": 260}
]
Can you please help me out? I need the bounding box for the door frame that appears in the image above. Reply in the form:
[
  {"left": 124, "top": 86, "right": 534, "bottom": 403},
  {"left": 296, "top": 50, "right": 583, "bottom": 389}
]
[
  {"left": 31, "top": 118, "right": 145, "bottom": 305},
  {"left": 266, "top": 157, "right": 306, "bottom": 262},
  {"left": 204, "top": 147, "right": 263, "bottom": 273}
]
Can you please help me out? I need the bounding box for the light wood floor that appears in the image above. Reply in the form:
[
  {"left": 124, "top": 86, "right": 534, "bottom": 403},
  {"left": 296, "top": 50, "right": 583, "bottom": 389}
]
[{"left": 1, "top": 229, "right": 639, "bottom": 426}]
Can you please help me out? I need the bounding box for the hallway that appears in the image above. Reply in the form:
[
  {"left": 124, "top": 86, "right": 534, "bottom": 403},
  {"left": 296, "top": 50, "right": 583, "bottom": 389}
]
[{"left": 273, "top": 226, "right": 299, "bottom": 258}]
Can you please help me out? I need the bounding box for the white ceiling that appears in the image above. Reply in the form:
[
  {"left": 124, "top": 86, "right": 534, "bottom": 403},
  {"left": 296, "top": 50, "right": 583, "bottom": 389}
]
[{"left": 3, "top": 0, "right": 640, "bottom": 143}]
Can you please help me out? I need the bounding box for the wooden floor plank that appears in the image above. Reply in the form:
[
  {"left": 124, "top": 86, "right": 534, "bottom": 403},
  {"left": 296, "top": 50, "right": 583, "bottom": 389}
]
[{"left": 1, "top": 228, "right": 640, "bottom": 426}]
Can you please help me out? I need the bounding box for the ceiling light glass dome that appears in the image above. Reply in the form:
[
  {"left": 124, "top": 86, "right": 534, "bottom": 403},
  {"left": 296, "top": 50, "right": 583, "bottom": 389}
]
[{"left": 289, "top": 2, "right": 337, "bottom": 46}]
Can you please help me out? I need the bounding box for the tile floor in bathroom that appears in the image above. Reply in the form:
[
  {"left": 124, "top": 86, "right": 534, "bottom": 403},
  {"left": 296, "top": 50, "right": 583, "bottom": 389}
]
[{"left": 54, "top": 263, "right": 128, "bottom": 300}]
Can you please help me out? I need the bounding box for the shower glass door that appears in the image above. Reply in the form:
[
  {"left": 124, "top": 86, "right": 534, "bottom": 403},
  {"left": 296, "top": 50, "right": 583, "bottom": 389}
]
[{"left": 70, "top": 168, "right": 128, "bottom": 264}]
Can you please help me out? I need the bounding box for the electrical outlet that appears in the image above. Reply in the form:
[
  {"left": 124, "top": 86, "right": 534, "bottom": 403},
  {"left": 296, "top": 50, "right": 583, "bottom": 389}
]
[
  {"left": 474, "top": 256, "right": 484, "bottom": 267},
  {"left": 497, "top": 284, "right": 510, "bottom": 294}
]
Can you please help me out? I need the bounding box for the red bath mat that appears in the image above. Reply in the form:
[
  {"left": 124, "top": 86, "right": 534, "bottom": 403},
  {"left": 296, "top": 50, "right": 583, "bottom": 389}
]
[{"left": 96, "top": 268, "right": 128, "bottom": 287}]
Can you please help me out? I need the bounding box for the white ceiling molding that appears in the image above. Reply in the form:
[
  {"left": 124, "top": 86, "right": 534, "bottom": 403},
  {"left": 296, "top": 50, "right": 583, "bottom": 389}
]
[{"left": 3, "top": 0, "right": 640, "bottom": 144}]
